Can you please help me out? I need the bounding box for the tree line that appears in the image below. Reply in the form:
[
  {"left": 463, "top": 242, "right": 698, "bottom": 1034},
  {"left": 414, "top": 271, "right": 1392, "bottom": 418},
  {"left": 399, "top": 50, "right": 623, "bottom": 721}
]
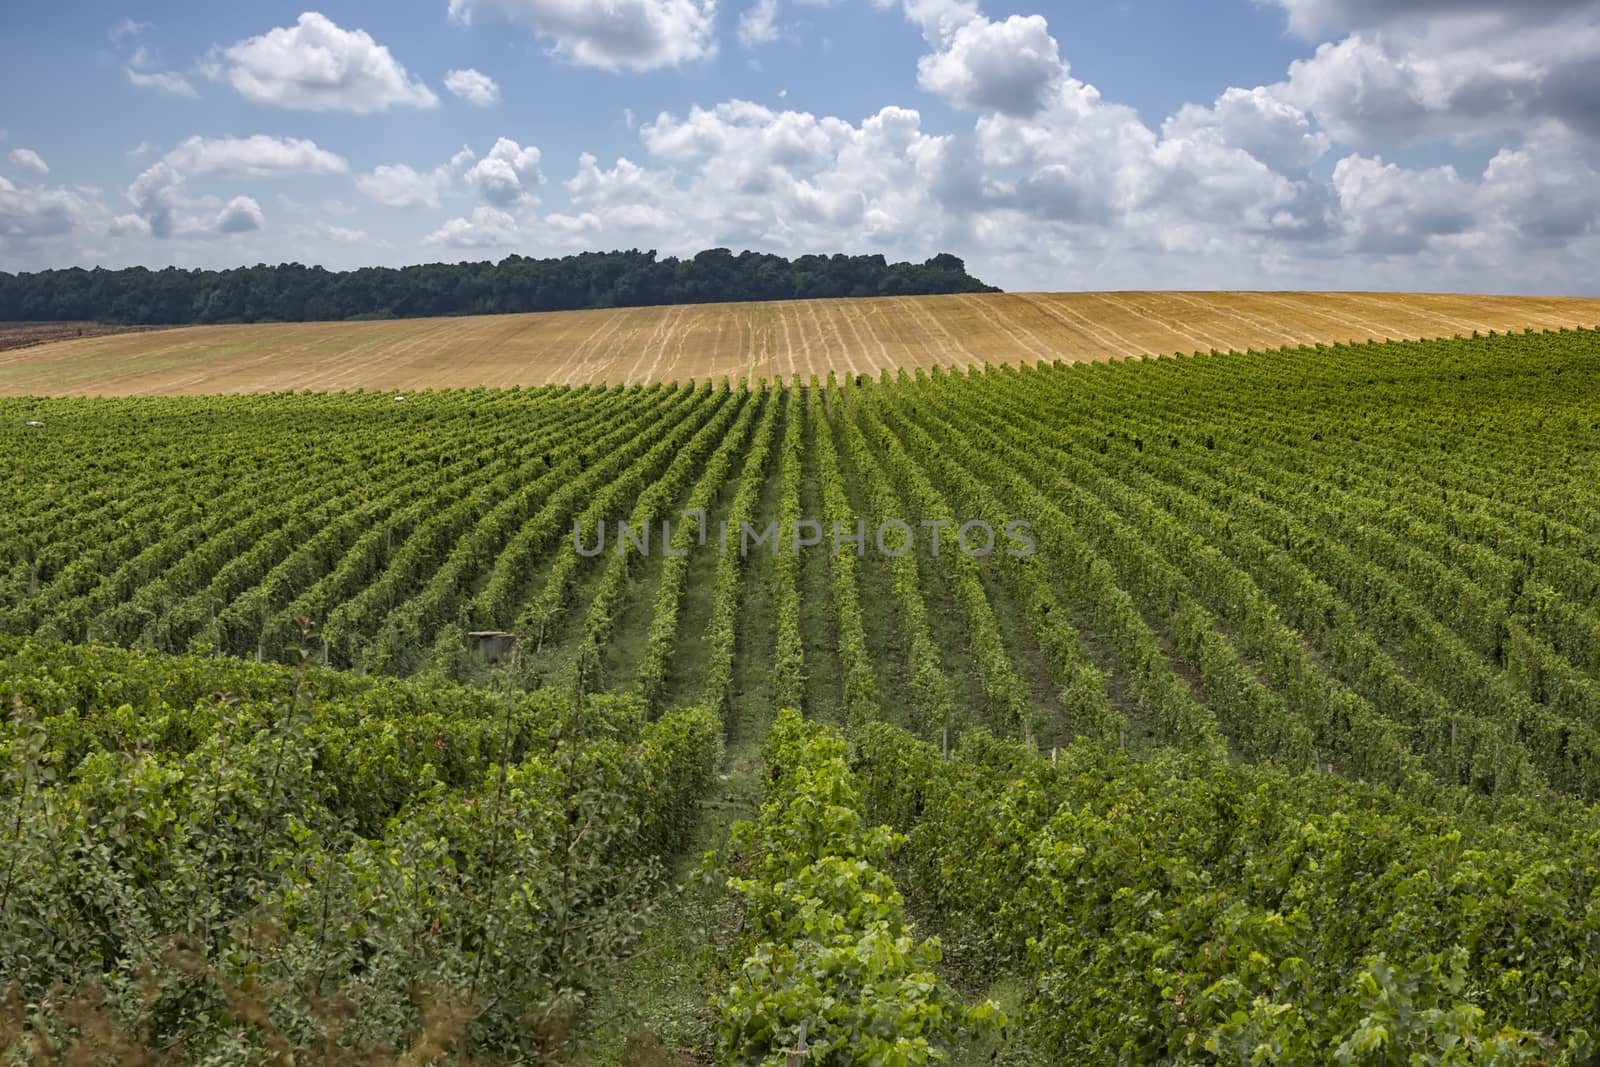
[{"left": 0, "top": 248, "right": 998, "bottom": 325}]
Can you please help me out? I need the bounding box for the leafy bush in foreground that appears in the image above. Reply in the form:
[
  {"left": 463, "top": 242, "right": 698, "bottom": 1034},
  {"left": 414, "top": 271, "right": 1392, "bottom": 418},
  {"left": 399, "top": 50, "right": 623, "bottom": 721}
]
[
  {"left": 0, "top": 638, "right": 720, "bottom": 1062},
  {"left": 854, "top": 722, "right": 1594, "bottom": 1064},
  {"left": 715, "top": 709, "right": 999, "bottom": 1064}
]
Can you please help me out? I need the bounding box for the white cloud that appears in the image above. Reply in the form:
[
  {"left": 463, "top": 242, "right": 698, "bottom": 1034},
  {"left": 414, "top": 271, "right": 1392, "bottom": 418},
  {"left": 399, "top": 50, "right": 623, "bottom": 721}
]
[
  {"left": 3, "top": 0, "right": 1598, "bottom": 297},
  {"left": 444, "top": 68, "right": 500, "bottom": 106},
  {"left": 10, "top": 149, "right": 49, "bottom": 176},
  {"left": 531, "top": 27, "right": 1591, "bottom": 294},
  {"left": 874, "top": 0, "right": 982, "bottom": 47},
  {"left": 0, "top": 175, "right": 99, "bottom": 243},
  {"left": 465, "top": 137, "right": 545, "bottom": 205},
  {"left": 447, "top": 0, "right": 717, "bottom": 72},
  {"left": 110, "top": 18, "right": 149, "bottom": 43},
  {"left": 127, "top": 163, "right": 184, "bottom": 239},
  {"left": 108, "top": 213, "right": 152, "bottom": 239},
  {"left": 917, "top": 14, "right": 1064, "bottom": 116},
  {"left": 320, "top": 223, "right": 368, "bottom": 243},
  {"left": 1330, "top": 155, "right": 1474, "bottom": 253},
  {"left": 126, "top": 67, "right": 198, "bottom": 97},
  {"left": 1271, "top": 0, "right": 1590, "bottom": 39},
  {"left": 1274, "top": 4, "right": 1600, "bottom": 145},
  {"left": 641, "top": 100, "right": 853, "bottom": 168},
  {"left": 215, "top": 195, "right": 265, "bottom": 234},
  {"left": 1474, "top": 123, "right": 1600, "bottom": 245},
  {"left": 424, "top": 205, "right": 521, "bottom": 248},
  {"left": 163, "top": 136, "right": 349, "bottom": 178},
  {"left": 113, "top": 20, "right": 200, "bottom": 99},
  {"left": 222, "top": 12, "right": 439, "bottom": 112},
  {"left": 124, "top": 136, "right": 346, "bottom": 239},
  {"left": 356, "top": 163, "right": 451, "bottom": 209},
  {"left": 560, "top": 102, "right": 960, "bottom": 256},
  {"left": 738, "top": 0, "right": 780, "bottom": 47},
  {"left": 1163, "top": 86, "right": 1330, "bottom": 174}
]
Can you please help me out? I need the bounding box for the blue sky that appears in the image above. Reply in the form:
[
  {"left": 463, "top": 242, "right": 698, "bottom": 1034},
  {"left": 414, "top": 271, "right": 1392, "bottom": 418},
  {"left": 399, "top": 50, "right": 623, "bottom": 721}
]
[{"left": 2, "top": 0, "right": 1598, "bottom": 292}]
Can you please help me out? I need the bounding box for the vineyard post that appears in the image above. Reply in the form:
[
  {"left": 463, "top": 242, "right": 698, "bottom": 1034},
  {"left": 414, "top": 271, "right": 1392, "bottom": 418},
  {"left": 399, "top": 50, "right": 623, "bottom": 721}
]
[{"left": 784, "top": 1018, "right": 811, "bottom": 1064}]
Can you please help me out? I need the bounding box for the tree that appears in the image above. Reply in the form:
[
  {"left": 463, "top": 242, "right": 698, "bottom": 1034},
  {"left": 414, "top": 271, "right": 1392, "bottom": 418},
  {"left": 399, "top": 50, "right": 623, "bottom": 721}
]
[{"left": 0, "top": 249, "right": 1002, "bottom": 325}]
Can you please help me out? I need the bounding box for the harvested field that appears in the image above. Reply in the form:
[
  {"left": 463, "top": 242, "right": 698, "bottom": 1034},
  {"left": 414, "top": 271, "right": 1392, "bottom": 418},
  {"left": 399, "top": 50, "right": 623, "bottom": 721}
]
[
  {"left": 0, "top": 321, "right": 171, "bottom": 354},
  {"left": 2, "top": 291, "right": 1598, "bottom": 396}
]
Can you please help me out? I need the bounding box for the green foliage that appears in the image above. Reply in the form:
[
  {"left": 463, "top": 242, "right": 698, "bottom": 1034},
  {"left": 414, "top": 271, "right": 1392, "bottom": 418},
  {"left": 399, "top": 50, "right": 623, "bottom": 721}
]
[
  {"left": 6, "top": 327, "right": 1600, "bottom": 1061},
  {"left": 852, "top": 721, "right": 1594, "bottom": 1063},
  {"left": 0, "top": 639, "right": 721, "bottom": 1062},
  {"left": 715, "top": 710, "right": 1000, "bottom": 1064}
]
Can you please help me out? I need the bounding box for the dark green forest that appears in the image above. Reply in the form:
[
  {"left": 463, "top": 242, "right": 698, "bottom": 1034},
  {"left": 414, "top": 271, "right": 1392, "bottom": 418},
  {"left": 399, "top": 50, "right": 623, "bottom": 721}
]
[{"left": 0, "top": 248, "right": 997, "bottom": 325}]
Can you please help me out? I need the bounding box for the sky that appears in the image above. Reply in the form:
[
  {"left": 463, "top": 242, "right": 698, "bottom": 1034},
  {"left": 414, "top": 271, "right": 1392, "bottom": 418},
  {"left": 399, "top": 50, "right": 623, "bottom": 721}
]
[{"left": 1, "top": 0, "right": 1598, "bottom": 293}]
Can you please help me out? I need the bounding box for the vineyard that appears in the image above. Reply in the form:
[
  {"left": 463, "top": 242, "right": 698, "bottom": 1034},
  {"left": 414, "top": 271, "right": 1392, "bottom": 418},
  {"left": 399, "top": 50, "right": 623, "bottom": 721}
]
[{"left": 4, "top": 326, "right": 1600, "bottom": 1062}]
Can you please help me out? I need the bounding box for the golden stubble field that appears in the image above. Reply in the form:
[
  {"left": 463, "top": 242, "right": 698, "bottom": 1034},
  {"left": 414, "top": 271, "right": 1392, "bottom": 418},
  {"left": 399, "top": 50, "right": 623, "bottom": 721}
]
[{"left": 3, "top": 291, "right": 1599, "bottom": 396}]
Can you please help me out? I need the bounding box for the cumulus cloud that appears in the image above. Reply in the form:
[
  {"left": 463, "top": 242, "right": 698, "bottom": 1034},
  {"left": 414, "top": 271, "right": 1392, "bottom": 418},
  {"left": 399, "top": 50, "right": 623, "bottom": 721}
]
[
  {"left": 108, "top": 213, "right": 152, "bottom": 238},
  {"left": 444, "top": 68, "right": 500, "bottom": 106},
  {"left": 215, "top": 196, "right": 265, "bottom": 234},
  {"left": 4, "top": 0, "right": 1598, "bottom": 295},
  {"left": 424, "top": 205, "right": 522, "bottom": 248},
  {"left": 559, "top": 102, "right": 961, "bottom": 256},
  {"left": 642, "top": 101, "right": 854, "bottom": 168},
  {"left": 222, "top": 12, "right": 439, "bottom": 112},
  {"left": 464, "top": 137, "right": 545, "bottom": 205},
  {"left": 357, "top": 163, "right": 451, "bottom": 208},
  {"left": 125, "top": 136, "right": 347, "bottom": 239},
  {"left": 1475, "top": 123, "right": 1600, "bottom": 244},
  {"left": 873, "top": 0, "right": 982, "bottom": 47},
  {"left": 163, "top": 135, "right": 349, "bottom": 178},
  {"left": 127, "top": 163, "right": 184, "bottom": 239},
  {"left": 10, "top": 149, "right": 49, "bottom": 176},
  {"left": 1330, "top": 154, "right": 1474, "bottom": 253},
  {"left": 1163, "top": 87, "right": 1330, "bottom": 174},
  {"left": 446, "top": 0, "right": 717, "bottom": 71},
  {"left": 738, "top": 0, "right": 781, "bottom": 47},
  {"left": 1271, "top": 0, "right": 1592, "bottom": 38},
  {"left": 0, "top": 175, "right": 99, "bottom": 243},
  {"left": 917, "top": 14, "right": 1064, "bottom": 116},
  {"left": 319, "top": 223, "right": 369, "bottom": 243},
  {"left": 532, "top": 6, "right": 1600, "bottom": 295},
  {"left": 1272, "top": 2, "right": 1600, "bottom": 145}
]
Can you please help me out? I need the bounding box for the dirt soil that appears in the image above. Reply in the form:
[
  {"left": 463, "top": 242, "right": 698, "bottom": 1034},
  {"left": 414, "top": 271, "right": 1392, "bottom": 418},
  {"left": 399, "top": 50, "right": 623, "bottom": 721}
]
[{"left": 0, "top": 321, "right": 173, "bottom": 356}]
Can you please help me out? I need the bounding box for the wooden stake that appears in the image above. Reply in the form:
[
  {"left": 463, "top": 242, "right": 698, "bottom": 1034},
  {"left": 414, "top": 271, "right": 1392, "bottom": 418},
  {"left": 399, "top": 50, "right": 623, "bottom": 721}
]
[{"left": 785, "top": 1019, "right": 811, "bottom": 1065}]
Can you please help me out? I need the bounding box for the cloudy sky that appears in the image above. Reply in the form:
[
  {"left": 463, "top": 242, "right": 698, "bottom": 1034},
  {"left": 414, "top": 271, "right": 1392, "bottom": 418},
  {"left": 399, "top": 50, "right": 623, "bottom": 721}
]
[{"left": 2, "top": 0, "right": 1598, "bottom": 293}]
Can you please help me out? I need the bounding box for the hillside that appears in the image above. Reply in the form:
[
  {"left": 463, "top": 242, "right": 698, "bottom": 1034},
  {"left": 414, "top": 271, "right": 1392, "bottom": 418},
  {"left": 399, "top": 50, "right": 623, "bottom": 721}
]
[
  {"left": 4, "top": 329, "right": 1600, "bottom": 1060},
  {"left": 2, "top": 290, "right": 1597, "bottom": 396}
]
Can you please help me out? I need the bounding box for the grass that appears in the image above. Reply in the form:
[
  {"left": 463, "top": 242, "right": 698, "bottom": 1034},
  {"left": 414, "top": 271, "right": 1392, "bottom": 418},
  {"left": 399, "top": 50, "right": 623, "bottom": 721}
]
[
  {"left": 570, "top": 700, "right": 773, "bottom": 1064},
  {"left": 797, "top": 397, "right": 845, "bottom": 727},
  {"left": 574, "top": 442, "right": 787, "bottom": 1063}
]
